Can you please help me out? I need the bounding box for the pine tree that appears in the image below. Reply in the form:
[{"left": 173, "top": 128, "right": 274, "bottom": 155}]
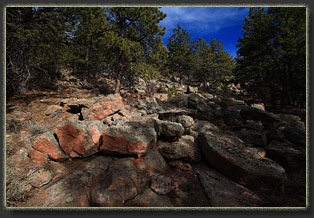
[
  {"left": 167, "top": 25, "right": 195, "bottom": 84},
  {"left": 105, "top": 7, "right": 167, "bottom": 93},
  {"left": 235, "top": 7, "right": 306, "bottom": 108}
]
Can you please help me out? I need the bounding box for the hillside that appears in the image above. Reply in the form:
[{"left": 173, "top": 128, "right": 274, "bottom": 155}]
[{"left": 5, "top": 70, "right": 307, "bottom": 208}]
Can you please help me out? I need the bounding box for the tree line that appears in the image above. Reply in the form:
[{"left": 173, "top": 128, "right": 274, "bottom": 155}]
[{"left": 6, "top": 7, "right": 306, "bottom": 109}]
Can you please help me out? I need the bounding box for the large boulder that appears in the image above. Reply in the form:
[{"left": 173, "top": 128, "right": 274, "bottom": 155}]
[
  {"left": 82, "top": 94, "right": 126, "bottom": 121},
  {"left": 265, "top": 140, "right": 306, "bottom": 171},
  {"left": 32, "top": 132, "right": 69, "bottom": 162},
  {"left": 196, "top": 167, "right": 264, "bottom": 207},
  {"left": 197, "top": 131, "right": 287, "bottom": 191},
  {"left": 159, "top": 135, "right": 201, "bottom": 163},
  {"left": 100, "top": 119, "right": 157, "bottom": 157},
  {"left": 240, "top": 107, "right": 281, "bottom": 129},
  {"left": 54, "top": 121, "right": 104, "bottom": 158}
]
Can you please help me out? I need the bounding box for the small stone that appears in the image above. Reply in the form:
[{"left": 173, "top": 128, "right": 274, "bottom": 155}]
[{"left": 66, "top": 196, "right": 74, "bottom": 203}]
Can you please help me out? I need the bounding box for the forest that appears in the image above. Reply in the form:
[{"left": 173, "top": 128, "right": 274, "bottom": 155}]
[{"left": 6, "top": 7, "right": 306, "bottom": 109}]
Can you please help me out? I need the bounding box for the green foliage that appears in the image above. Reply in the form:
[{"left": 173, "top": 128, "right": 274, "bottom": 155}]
[
  {"left": 193, "top": 37, "right": 235, "bottom": 86},
  {"left": 168, "top": 87, "right": 179, "bottom": 98},
  {"left": 167, "top": 25, "right": 195, "bottom": 82},
  {"left": 235, "top": 7, "right": 306, "bottom": 108}
]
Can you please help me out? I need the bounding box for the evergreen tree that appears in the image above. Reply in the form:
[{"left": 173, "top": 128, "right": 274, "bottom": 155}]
[
  {"left": 105, "top": 7, "right": 167, "bottom": 93},
  {"left": 194, "top": 37, "right": 235, "bottom": 87},
  {"left": 167, "top": 25, "right": 195, "bottom": 84},
  {"left": 235, "top": 7, "right": 306, "bottom": 108}
]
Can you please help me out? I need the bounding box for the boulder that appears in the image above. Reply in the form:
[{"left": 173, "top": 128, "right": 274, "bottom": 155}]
[
  {"left": 187, "top": 93, "right": 214, "bottom": 121},
  {"left": 265, "top": 140, "right": 306, "bottom": 171},
  {"left": 240, "top": 107, "right": 281, "bottom": 129},
  {"left": 124, "top": 188, "right": 173, "bottom": 207},
  {"left": 54, "top": 121, "right": 104, "bottom": 158},
  {"left": 32, "top": 132, "right": 68, "bottom": 162},
  {"left": 238, "top": 128, "right": 268, "bottom": 147},
  {"left": 160, "top": 135, "right": 201, "bottom": 163},
  {"left": 196, "top": 167, "right": 264, "bottom": 207},
  {"left": 189, "top": 120, "right": 220, "bottom": 138},
  {"left": 278, "top": 123, "right": 306, "bottom": 147},
  {"left": 100, "top": 120, "right": 157, "bottom": 157},
  {"left": 156, "top": 120, "right": 184, "bottom": 139},
  {"left": 176, "top": 115, "right": 195, "bottom": 128},
  {"left": 82, "top": 94, "right": 126, "bottom": 121},
  {"left": 197, "top": 131, "right": 287, "bottom": 191}
]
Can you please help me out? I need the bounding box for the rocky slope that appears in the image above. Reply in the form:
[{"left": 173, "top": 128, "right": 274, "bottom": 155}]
[{"left": 5, "top": 73, "right": 306, "bottom": 207}]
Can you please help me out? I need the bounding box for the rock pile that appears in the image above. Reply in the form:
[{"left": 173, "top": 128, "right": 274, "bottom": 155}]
[{"left": 13, "top": 78, "right": 306, "bottom": 207}]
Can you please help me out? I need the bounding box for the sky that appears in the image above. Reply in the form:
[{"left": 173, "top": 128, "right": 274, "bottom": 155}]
[{"left": 159, "top": 7, "right": 251, "bottom": 58}]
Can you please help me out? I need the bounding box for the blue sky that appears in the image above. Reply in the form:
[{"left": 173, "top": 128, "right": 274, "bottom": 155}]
[{"left": 159, "top": 7, "right": 251, "bottom": 58}]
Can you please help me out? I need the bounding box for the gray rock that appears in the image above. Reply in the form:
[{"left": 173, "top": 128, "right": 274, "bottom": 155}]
[
  {"left": 160, "top": 135, "right": 201, "bottom": 163},
  {"left": 176, "top": 115, "right": 195, "bottom": 128},
  {"left": 156, "top": 120, "right": 184, "bottom": 139},
  {"left": 196, "top": 167, "right": 264, "bottom": 207},
  {"left": 197, "top": 131, "right": 287, "bottom": 192},
  {"left": 100, "top": 119, "right": 158, "bottom": 157},
  {"left": 265, "top": 140, "right": 306, "bottom": 171},
  {"left": 187, "top": 93, "right": 215, "bottom": 121},
  {"left": 240, "top": 107, "right": 281, "bottom": 129}
]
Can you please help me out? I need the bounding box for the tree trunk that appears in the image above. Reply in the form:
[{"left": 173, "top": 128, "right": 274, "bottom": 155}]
[{"left": 114, "top": 79, "right": 121, "bottom": 94}]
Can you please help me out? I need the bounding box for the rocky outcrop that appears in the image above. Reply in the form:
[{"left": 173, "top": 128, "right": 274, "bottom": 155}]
[{"left": 12, "top": 79, "right": 306, "bottom": 208}]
